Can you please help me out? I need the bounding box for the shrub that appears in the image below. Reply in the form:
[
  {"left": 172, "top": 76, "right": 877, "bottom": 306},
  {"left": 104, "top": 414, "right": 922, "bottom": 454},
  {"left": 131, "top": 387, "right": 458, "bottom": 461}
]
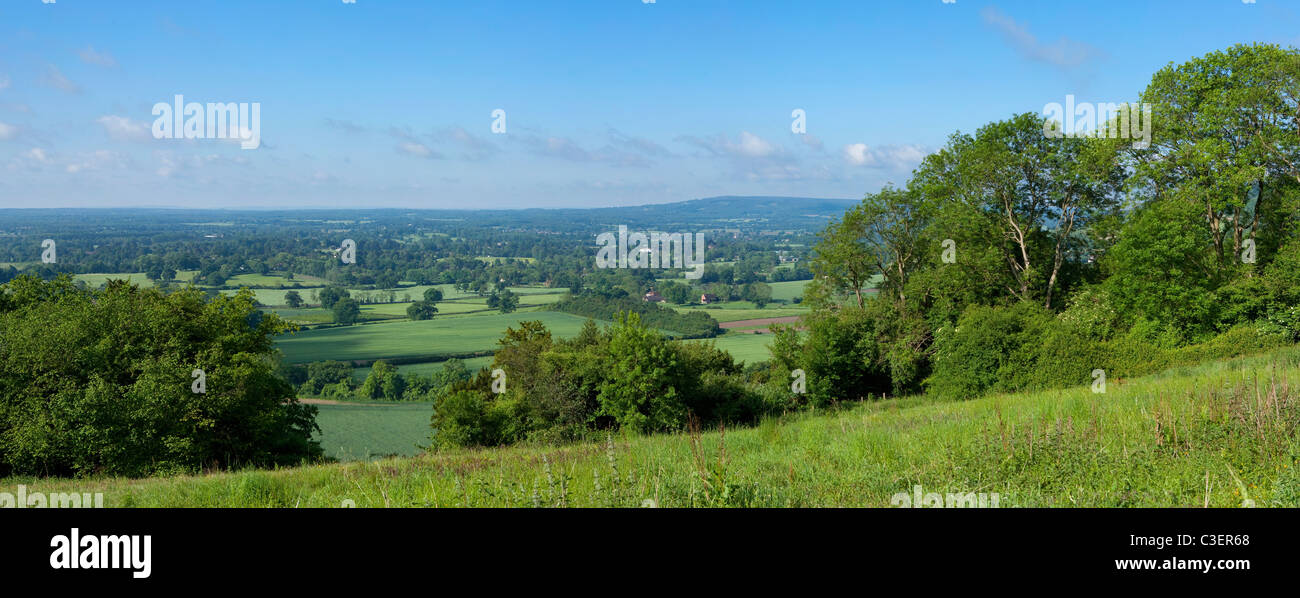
[
  {"left": 431, "top": 389, "right": 489, "bottom": 449},
  {"left": 927, "top": 303, "right": 1050, "bottom": 399}
]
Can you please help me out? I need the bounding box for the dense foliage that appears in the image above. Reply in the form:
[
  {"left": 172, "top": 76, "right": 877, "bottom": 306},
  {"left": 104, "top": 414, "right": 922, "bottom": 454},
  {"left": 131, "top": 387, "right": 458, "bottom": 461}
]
[
  {"left": 790, "top": 43, "right": 1300, "bottom": 402},
  {"left": 0, "top": 276, "right": 321, "bottom": 477},
  {"left": 430, "top": 314, "right": 782, "bottom": 448}
]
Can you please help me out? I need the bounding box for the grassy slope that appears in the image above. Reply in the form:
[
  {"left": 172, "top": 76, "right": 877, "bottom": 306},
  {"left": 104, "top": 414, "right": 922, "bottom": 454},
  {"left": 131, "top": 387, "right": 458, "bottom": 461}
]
[{"left": 12, "top": 346, "right": 1300, "bottom": 507}]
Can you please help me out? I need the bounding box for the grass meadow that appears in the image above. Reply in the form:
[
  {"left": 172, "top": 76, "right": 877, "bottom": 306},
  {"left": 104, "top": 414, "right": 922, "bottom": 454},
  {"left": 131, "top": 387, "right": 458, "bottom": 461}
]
[{"left": 14, "top": 345, "right": 1299, "bottom": 507}]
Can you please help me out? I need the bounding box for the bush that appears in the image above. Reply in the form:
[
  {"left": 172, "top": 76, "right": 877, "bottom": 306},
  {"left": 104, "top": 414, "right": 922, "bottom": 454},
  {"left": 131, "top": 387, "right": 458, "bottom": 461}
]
[
  {"left": 431, "top": 390, "right": 488, "bottom": 449},
  {"left": 927, "top": 302, "right": 1052, "bottom": 399},
  {"left": 769, "top": 307, "right": 890, "bottom": 406},
  {"left": 359, "top": 360, "right": 405, "bottom": 400}
]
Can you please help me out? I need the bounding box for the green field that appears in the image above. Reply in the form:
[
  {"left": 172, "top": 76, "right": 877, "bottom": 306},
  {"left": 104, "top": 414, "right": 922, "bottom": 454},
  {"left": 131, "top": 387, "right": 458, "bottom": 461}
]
[
  {"left": 674, "top": 304, "right": 808, "bottom": 323},
  {"left": 276, "top": 311, "right": 601, "bottom": 364},
  {"left": 767, "top": 280, "right": 809, "bottom": 302},
  {"left": 313, "top": 402, "right": 433, "bottom": 461},
  {"left": 223, "top": 272, "right": 329, "bottom": 288},
  {"left": 683, "top": 332, "right": 774, "bottom": 365},
  {"left": 17, "top": 346, "right": 1300, "bottom": 507},
  {"left": 74, "top": 271, "right": 198, "bottom": 288},
  {"left": 350, "top": 356, "right": 495, "bottom": 383}
]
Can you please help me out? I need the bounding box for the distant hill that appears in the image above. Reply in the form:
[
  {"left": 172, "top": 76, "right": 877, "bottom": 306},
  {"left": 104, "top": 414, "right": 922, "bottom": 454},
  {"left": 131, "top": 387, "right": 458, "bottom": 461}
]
[
  {"left": 501, "top": 195, "right": 859, "bottom": 232},
  {"left": 0, "top": 196, "right": 859, "bottom": 238}
]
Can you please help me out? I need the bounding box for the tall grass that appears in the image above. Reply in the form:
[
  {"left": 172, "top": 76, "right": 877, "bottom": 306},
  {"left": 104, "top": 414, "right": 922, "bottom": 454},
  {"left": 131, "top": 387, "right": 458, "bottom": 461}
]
[{"left": 9, "top": 347, "right": 1300, "bottom": 507}]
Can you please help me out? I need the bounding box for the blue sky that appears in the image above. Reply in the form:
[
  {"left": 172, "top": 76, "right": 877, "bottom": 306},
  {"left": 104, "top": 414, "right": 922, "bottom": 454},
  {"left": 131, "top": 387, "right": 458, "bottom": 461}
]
[{"left": 0, "top": 0, "right": 1296, "bottom": 209}]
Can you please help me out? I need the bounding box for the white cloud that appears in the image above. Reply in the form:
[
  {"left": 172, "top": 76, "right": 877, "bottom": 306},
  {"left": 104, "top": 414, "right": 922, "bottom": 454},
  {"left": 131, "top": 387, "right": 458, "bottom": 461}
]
[
  {"left": 0, "top": 75, "right": 9, "bottom": 92},
  {"left": 0, "top": 122, "right": 17, "bottom": 140},
  {"left": 844, "top": 143, "right": 873, "bottom": 166},
  {"left": 981, "top": 7, "right": 1104, "bottom": 71},
  {"left": 26, "top": 148, "right": 50, "bottom": 163},
  {"left": 843, "top": 143, "right": 928, "bottom": 169},
  {"left": 96, "top": 115, "right": 151, "bottom": 142},
  {"left": 733, "top": 131, "right": 776, "bottom": 157},
  {"left": 78, "top": 46, "right": 119, "bottom": 68}
]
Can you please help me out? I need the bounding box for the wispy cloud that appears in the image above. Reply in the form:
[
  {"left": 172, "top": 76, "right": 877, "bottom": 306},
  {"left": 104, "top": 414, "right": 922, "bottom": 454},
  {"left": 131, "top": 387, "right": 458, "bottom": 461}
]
[
  {"left": 65, "top": 150, "right": 129, "bottom": 174},
  {"left": 514, "top": 131, "right": 664, "bottom": 167},
  {"left": 677, "top": 131, "right": 782, "bottom": 159},
  {"left": 153, "top": 150, "right": 250, "bottom": 178},
  {"left": 432, "top": 125, "right": 498, "bottom": 161},
  {"left": 323, "top": 118, "right": 366, "bottom": 135},
  {"left": 981, "top": 6, "right": 1104, "bottom": 71},
  {"left": 0, "top": 75, "right": 9, "bottom": 92},
  {"left": 798, "top": 133, "right": 825, "bottom": 153},
  {"left": 78, "top": 46, "right": 119, "bottom": 68},
  {"left": 607, "top": 128, "right": 674, "bottom": 159},
  {"left": 42, "top": 65, "right": 82, "bottom": 94},
  {"left": 7, "top": 147, "right": 54, "bottom": 172},
  {"left": 675, "top": 131, "right": 814, "bottom": 180},
  {"left": 390, "top": 127, "right": 442, "bottom": 159},
  {"left": 0, "top": 122, "right": 17, "bottom": 141},
  {"left": 96, "top": 115, "right": 152, "bottom": 142}
]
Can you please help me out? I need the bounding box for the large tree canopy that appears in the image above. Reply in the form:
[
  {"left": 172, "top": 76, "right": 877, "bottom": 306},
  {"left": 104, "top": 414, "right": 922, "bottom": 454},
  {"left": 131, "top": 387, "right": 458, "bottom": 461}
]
[{"left": 0, "top": 275, "right": 320, "bottom": 477}]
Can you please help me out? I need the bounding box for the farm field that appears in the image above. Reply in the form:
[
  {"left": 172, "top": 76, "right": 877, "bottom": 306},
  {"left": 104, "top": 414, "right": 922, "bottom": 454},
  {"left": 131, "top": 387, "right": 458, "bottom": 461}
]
[
  {"left": 350, "top": 356, "right": 495, "bottom": 383},
  {"left": 312, "top": 402, "right": 433, "bottom": 461},
  {"left": 673, "top": 304, "right": 808, "bottom": 323},
  {"left": 18, "top": 346, "right": 1300, "bottom": 507},
  {"left": 767, "top": 280, "right": 809, "bottom": 302},
  {"left": 223, "top": 272, "right": 329, "bottom": 288},
  {"left": 361, "top": 300, "right": 489, "bottom": 317},
  {"left": 74, "top": 270, "right": 198, "bottom": 287},
  {"left": 222, "top": 287, "right": 322, "bottom": 307},
  {"left": 683, "top": 332, "right": 774, "bottom": 365},
  {"left": 276, "top": 311, "right": 601, "bottom": 364}
]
